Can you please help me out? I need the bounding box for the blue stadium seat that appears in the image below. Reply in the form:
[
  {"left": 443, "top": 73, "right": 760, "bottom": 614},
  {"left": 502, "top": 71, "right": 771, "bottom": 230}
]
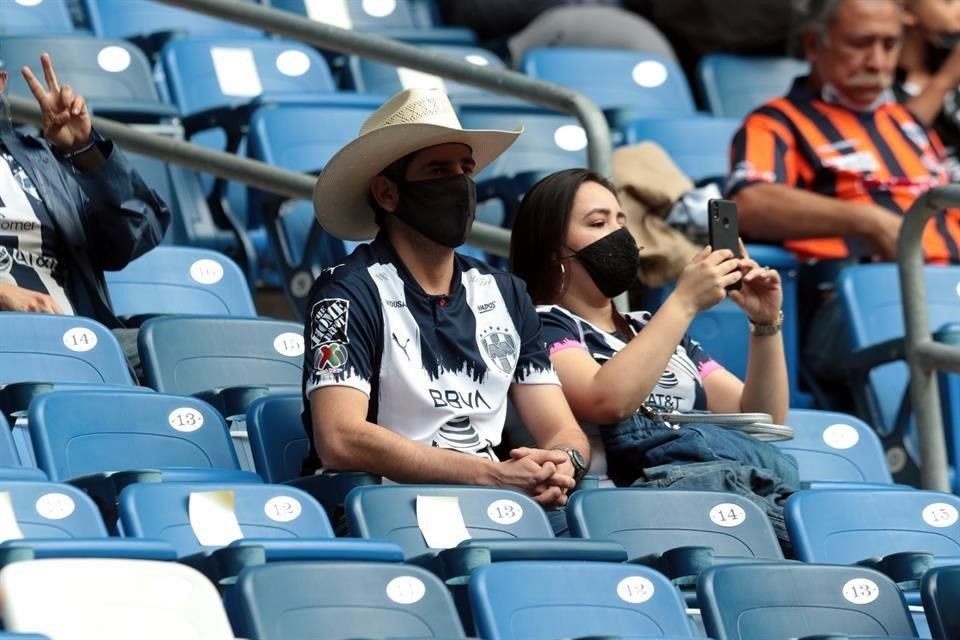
[
  {"left": 246, "top": 99, "right": 380, "bottom": 312},
  {"left": 28, "top": 389, "right": 259, "bottom": 484},
  {"left": 838, "top": 264, "right": 960, "bottom": 486},
  {"left": 224, "top": 561, "right": 467, "bottom": 640},
  {"left": 0, "top": 0, "right": 74, "bottom": 35},
  {"left": 161, "top": 37, "right": 338, "bottom": 282},
  {"left": 0, "top": 414, "right": 45, "bottom": 481},
  {"left": 348, "top": 45, "right": 509, "bottom": 103},
  {"left": 697, "top": 54, "right": 810, "bottom": 119},
  {"left": 922, "top": 565, "right": 960, "bottom": 640},
  {"left": 84, "top": 0, "right": 262, "bottom": 58},
  {"left": 0, "top": 314, "right": 133, "bottom": 387},
  {"left": 469, "top": 561, "right": 696, "bottom": 640},
  {"left": 0, "top": 35, "right": 175, "bottom": 123},
  {"left": 245, "top": 394, "right": 308, "bottom": 484},
  {"left": 698, "top": 562, "right": 917, "bottom": 640},
  {"left": 0, "top": 480, "right": 175, "bottom": 561},
  {"left": 0, "top": 634, "right": 51, "bottom": 639},
  {"left": 138, "top": 315, "right": 303, "bottom": 400},
  {"left": 663, "top": 244, "right": 812, "bottom": 408},
  {"left": 521, "top": 48, "right": 697, "bottom": 125},
  {"left": 118, "top": 481, "right": 402, "bottom": 584},
  {"left": 0, "top": 558, "right": 237, "bottom": 638},
  {"left": 787, "top": 488, "right": 960, "bottom": 564},
  {"left": 621, "top": 116, "right": 741, "bottom": 182},
  {"left": 105, "top": 246, "right": 256, "bottom": 319},
  {"left": 778, "top": 409, "right": 894, "bottom": 486},
  {"left": 269, "top": 0, "right": 475, "bottom": 45}
]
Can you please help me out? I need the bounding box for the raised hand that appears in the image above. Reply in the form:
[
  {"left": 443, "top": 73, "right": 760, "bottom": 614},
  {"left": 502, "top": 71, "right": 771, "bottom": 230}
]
[{"left": 21, "top": 53, "right": 91, "bottom": 153}]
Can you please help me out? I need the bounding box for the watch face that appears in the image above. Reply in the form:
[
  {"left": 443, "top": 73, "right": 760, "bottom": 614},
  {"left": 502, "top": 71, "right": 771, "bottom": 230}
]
[{"left": 569, "top": 449, "right": 586, "bottom": 469}]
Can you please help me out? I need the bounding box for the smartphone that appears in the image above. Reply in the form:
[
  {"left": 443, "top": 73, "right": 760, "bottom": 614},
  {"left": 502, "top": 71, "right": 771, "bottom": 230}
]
[{"left": 708, "top": 198, "right": 742, "bottom": 291}]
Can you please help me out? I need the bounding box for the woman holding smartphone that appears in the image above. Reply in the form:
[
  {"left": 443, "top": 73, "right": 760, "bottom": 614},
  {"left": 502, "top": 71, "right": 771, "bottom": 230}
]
[{"left": 509, "top": 169, "right": 793, "bottom": 526}]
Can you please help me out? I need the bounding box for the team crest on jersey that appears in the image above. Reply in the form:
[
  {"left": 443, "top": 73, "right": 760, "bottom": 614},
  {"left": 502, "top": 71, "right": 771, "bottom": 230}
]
[
  {"left": 479, "top": 328, "right": 518, "bottom": 374},
  {"left": 311, "top": 298, "right": 350, "bottom": 373}
]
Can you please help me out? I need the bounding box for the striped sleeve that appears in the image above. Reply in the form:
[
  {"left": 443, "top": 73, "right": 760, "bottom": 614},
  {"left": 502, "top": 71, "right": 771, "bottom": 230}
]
[{"left": 725, "top": 107, "right": 798, "bottom": 197}]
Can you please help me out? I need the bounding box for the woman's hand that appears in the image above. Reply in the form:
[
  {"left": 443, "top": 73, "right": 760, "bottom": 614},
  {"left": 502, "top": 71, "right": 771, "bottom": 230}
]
[
  {"left": 673, "top": 245, "right": 743, "bottom": 316},
  {"left": 728, "top": 241, "right": 782, "bottom": 324}
]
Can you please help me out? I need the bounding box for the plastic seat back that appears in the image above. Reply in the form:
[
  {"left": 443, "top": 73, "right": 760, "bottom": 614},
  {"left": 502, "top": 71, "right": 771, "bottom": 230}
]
[
  {"left": 28, "top": 390, "right": 242, "bottom": 481},
  {"left": 567, "top": 488, "right": 783, "bottom": 560},
  {"left": 922, "top": 564, "right": 960, "bottom": 640},
  {"left": 698, "top": 562, "right": 916, "bottom": 640},
  {"left": 246, "top": 394, "right": 308, "bottom": 483},
  {"left": 698, "top": 54, "right": 810, "bottom": 118},
  {"left": 0, "top": 481, "right": 107, "bottom": 538},
  {"left": 786, "top": 489, "right": 960, "bottom": 563},
  {"left": 0, "top": 558, "right": 236, "bottom": 639},
  {"left": 0, "top": 0, "right": 74, "bottom": 35},
  {"left": 106, "top": 246, "right": 256, "bottom": 318},
  {"left": 778, "top": 409, "right": 893, "bottom": 484},
  {"left": 224, "top": 561, "right": 466, "bottom": 639},
  {"left": 622, "top": 116, "right": 741, "bottom": 181},
  {"left": 86, "top": 0, "right": 261, "bottom": 40},
  {"left": 0, "top": 314, "right": 133, "bottom": 386},
  {"left": 138, "top": 316, "right": 304, "bottom": 395},
  {"left": 346, "top": 485, "right": 554, "bottom": 558},
  {"left": 119, "top": 482, "right": 332, "bottom": 556},
  {"left": 522, "top": 47, "right": 696, "bottom": 117},
  {"left": 470, "top": 561, "right": 695, "bottom": 640},
  {"left": 162, "top": 37, "right": 335, "bottom": 117}
]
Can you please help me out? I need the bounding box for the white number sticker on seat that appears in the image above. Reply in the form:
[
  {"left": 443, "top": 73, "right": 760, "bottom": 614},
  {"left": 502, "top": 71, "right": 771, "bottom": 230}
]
[
  {"left": 553, "top": 125, "right": 587, "bottom": 151},
  {"left": 62, "top": 327, "right": 97, "bottom": 352},
  {"left": 362, "top": 0, "right": 396, "bottom": 17},
  {"left": 168, "top": 408, "right": 205, "bottom": 433},
  {"left": 922, "top": 502, "right": 959, "bottom": 528},
  {"left": 386, "top": 576, "right": 426, "bottom": 604},
  {"left": 842, "top": 578, "right": 880, "bottom": 604},
  {"left": 617, "top": 576, "right": 655, "bottom": 603},
  {"left": 709, "top": 503, "right": 746, "bottom": 527},
  {"left": 189, "top": 259, "right": 224, "bottom": 285},
  {"left": 35, "top": 493, "right": 75, "bottom": 520},
  {"left": 487, "top": 499, "right": 523, "bottom": 525},
  {"left": 264, "top": 496, "right": 302, "bottom": 523},
  {"left": 97, "top": 46, "right": 131, "bottom": 73},
  {"left": 823, "top": 423, "right": 860, "bottom": 449},
  {"left": 631, "top": 60, "right": 668, "bottom": 87},
  {"left": 276, "top": 50, "right": 311, "bottom": 77},
  {"left": 274, "top": 332, "right": 304, "bottom": 357}
]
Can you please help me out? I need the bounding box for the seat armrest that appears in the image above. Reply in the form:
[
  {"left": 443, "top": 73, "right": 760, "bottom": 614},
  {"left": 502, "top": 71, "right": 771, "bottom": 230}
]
[
  {"left": 286, "top": 471, "right": 382, "bottom": 521},
  {"left": 632, "top": 545, "right": 715, "bottom": 586},
  {"left": 0, "top": 539, "right": 177, "bottom": 563},
  {"left": 857, "top": 551, "right": 934, "bottom": 590},
  {"left": 68, "top": 470, "right": 163, "bottom": 531},
  {"left": 434, "top": 539, "right": 627, "bottom": 583},
  {"left": 845, "top": 338, "right": 906, "bottom": 375}
]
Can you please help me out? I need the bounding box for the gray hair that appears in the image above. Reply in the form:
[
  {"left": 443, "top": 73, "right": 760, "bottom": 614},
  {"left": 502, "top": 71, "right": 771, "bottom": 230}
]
[{"left": 791, "top": 0, "right": 900, "bottom": 52}]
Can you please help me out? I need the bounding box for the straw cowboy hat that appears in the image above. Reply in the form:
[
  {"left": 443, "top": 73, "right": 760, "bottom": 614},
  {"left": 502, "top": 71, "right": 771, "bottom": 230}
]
[{"left": 313, "top": 88, "right": 522, "bottom": 241}]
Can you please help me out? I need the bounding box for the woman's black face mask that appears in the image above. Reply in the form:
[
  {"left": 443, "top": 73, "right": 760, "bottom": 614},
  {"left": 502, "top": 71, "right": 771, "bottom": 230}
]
[{"left": 566, "top": 227, "right": 642, "bottom": 298}]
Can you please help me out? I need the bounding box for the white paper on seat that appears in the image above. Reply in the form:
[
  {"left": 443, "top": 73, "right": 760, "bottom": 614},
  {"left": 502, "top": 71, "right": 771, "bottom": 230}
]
[
  {"left": 415, "top": 495, "right": 470, "bottom": 549},
  {"left": 0, "top": 492, "right": 23, "bottom": 542},
  {"left": 188, "top": 491, "right": 244, "bottom": 546},
  {"left": 210, "top": 47, "right": 263, "bottom": 98},
  {"left": 397, "top": 67, "right": 447, "bottom": 92},
  {"left": 305, "top": 0, "right": 353, "bottom": 29}
]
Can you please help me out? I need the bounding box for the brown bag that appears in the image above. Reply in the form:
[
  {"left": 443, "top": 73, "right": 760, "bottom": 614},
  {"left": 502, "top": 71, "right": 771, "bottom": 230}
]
[{"left": 613, "top": 142, "right": 701, "bottom": 287}]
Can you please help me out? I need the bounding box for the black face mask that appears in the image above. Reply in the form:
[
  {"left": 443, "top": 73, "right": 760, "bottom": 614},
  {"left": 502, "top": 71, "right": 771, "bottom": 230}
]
[
  {"left": 392, "top": 174, "right": 477, "bottom": 248},
  {"left": 568, "top": 227, "right": 642, "bottom": 298}
]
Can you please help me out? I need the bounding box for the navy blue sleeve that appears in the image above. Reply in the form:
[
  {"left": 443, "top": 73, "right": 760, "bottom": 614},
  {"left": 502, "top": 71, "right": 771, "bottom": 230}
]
[
  {"left": 304, "top": 271, "right": 381, "bottom": 397},
  {"left": 538, "top": 305, "right": 588, "bottom": 355}
]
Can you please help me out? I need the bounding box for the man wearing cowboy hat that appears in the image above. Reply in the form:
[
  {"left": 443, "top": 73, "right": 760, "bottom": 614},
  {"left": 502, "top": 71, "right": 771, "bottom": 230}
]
[{"left": 301, "top": 88, "right": 589, "bottom": 508}]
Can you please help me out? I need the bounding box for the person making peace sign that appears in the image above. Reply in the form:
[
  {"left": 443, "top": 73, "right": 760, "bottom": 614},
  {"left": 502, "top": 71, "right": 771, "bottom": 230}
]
[{"left": 0, "top": 51, "right": 169, "bottom": 324}]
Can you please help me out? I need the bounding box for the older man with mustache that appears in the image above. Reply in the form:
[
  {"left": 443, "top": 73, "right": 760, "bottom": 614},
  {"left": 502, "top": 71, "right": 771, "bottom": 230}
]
[{"left": 725, "top": 0, "right": 960, "bottom": 400}]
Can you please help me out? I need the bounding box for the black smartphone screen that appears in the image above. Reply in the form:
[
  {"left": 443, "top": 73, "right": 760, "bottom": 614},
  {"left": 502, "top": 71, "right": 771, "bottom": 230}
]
[{"left": 708, "top": 198, "right": 742, "bottom": 291}]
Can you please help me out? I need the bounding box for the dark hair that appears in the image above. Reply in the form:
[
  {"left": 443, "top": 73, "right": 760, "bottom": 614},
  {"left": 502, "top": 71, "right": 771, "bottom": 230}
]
[
  {"left": 367, "top": 153, "right": 413, "bottom": 227},
  {"left": 509, "top": 168, "right": 618, "bottom": 305}
]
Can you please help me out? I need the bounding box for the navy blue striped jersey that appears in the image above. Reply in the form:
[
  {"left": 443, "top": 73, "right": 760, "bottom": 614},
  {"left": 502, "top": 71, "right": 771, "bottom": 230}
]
[
  {"left": 301, "top": 234, "right": 558, "bottom": 472},
  {"left": 538, "top": 305, "right": 720, "bottom": 413}
]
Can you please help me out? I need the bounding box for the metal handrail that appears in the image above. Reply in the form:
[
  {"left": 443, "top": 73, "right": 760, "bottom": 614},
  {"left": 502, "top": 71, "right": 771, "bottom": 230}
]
[
  {"left": 7, "top": 95, "right": 512, "bottom": 257},
  {"left": 897, "top": 184, "right": 960, "bottom": 490},
  {"left": 158, "top": 0, "right": 613, "bottom": 178}
]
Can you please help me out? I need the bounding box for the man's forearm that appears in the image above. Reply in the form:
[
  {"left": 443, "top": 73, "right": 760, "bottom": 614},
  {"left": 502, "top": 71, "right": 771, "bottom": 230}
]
[{"left": 733, "top": 183, "right": 878, "bottom": 241}]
